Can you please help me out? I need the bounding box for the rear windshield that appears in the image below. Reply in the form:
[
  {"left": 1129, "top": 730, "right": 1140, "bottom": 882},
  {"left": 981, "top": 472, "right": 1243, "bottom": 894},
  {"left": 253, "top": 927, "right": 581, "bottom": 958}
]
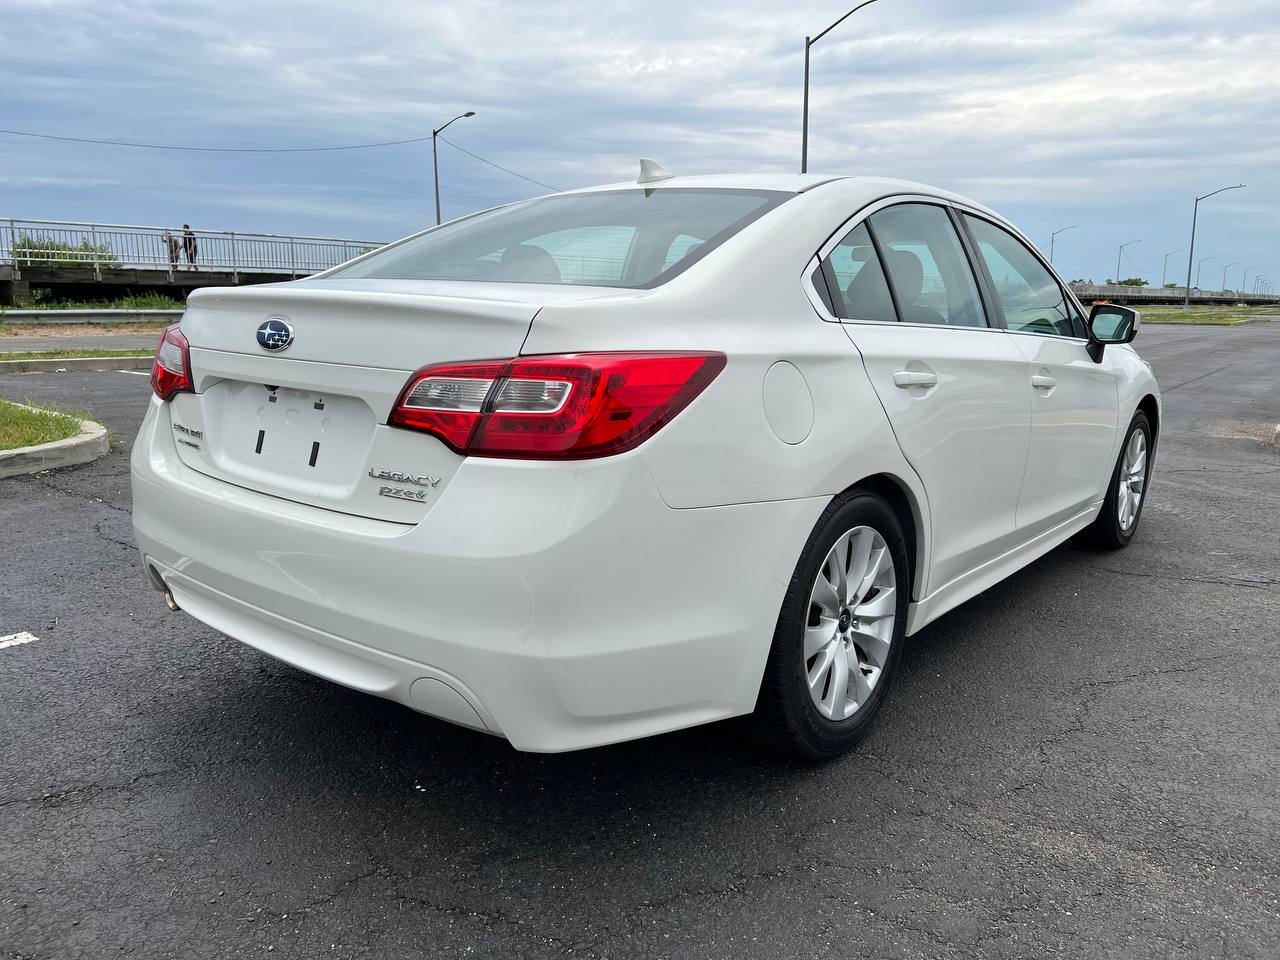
[{"left": 330, "top": 188, "right": 791, "bottom": 288}]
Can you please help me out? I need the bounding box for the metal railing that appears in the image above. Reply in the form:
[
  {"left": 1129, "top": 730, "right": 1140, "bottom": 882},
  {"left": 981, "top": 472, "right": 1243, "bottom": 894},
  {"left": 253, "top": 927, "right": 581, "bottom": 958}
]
[
  {"left": 1068, "top": 282, "right": 1277, "bottom": 303},
  {"left": 1, "top": 218, "right": 385, "bottom": 282}
]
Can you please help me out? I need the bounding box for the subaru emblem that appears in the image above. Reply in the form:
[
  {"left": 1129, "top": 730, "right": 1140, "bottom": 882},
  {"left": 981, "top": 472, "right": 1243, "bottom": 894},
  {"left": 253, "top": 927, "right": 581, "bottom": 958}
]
[{"left": 256, "top": 318, "right": 294, "bottom": 352}]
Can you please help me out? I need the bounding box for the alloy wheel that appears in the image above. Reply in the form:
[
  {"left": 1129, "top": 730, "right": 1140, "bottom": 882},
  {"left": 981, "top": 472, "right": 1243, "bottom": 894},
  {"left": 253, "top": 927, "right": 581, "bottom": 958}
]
[
  {"left": 1118, "top": 429, "right": 1148, "bottom": 531},
  {"left": 804, "top": 526, "right": 897, "bottom": 721}
]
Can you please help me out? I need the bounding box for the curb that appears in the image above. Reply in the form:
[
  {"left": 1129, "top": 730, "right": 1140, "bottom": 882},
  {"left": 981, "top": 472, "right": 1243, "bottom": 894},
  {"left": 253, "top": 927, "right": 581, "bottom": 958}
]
[
  {"left": 0, "top": 404, "right": 110, "bottom": 478},
  {"left": 0, "top": 356, "right": 152, "bottom": 374}
]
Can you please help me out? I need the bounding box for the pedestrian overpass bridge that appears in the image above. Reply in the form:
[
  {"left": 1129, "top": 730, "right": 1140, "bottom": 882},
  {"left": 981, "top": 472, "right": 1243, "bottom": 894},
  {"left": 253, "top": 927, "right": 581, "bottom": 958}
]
[{"left": 1, "top": 217, "right": 385, "bottom": 304}]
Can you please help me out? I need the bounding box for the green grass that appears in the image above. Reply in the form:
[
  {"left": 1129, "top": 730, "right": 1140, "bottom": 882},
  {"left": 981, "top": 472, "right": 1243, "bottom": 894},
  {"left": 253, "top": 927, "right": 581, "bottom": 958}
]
[
  {"left": 0, "top": 348, "right": 151, "bottom": 360},
  {"left": 1139, "top": 304, "right": 1276, "bottom": 325},
  {"left": 0, "top": 399, "right": 84, "bottom": 451}
]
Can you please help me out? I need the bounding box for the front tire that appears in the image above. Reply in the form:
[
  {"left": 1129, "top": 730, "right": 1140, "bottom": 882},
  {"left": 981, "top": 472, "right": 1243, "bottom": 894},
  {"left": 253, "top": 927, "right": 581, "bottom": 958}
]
[
  {"left": 1080, "top": 410, "right": 1152, "bottom": 550},
  {"left": 752, "top": 490, "right": 910, "bottom": 760}
]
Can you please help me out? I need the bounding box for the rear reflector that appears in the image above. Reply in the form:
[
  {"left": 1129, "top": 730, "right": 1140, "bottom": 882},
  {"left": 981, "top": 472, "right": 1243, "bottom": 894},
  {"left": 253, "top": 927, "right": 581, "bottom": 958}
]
[
  {"left": 390, "top": 352, "right": 726, "bottom": 459},
  {"left": 150, "top": 324, "right": 193, "bottom": 401}
]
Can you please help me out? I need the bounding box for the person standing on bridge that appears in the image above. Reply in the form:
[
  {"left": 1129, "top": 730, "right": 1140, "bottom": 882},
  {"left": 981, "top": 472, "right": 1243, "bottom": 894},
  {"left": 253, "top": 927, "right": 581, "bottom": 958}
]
[
  {"left": 182, "top": 224, "right": 199, "bottom": 271},
  {"left": 163, "top": 231, "right": 179, "bottom": 271}
]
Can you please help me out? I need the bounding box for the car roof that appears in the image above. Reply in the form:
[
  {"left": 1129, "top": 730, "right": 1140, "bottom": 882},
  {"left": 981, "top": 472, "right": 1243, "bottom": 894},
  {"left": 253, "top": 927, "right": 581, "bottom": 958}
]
[{"left": 555, "top": 173, "right": 998, "bottom": 218}]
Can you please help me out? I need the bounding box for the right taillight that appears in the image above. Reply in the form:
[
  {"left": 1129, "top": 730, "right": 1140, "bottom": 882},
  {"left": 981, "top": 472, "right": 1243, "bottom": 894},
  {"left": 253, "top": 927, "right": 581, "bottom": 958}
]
[
  {"left": 390, "top": 352, "right": 726, "bottom": 459},
  {"left": 150, "top": 324, "right": 193, "bottom": 401}
]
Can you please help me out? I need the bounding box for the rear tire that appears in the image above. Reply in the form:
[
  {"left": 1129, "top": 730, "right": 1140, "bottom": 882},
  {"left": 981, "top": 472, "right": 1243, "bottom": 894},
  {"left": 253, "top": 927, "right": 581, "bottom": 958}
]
[
  {"left": 751, "top": 490, "right": 910, "bottom": 760},
  {"left": 1079, "top": 410, "right": 1152, "bottom": 550}
]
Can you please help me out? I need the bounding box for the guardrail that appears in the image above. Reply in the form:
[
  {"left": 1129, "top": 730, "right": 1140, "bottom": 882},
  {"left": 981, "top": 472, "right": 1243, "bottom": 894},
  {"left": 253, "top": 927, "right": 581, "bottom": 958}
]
[
  {"left": 2, "top": 218, "right": 385, "bottom": 282},
  {"left": 1068, "top": 283, "right": 1276, "bottom": 303},
  {"left": 0, "top": 309, "right": 184, "bottom": 323}
]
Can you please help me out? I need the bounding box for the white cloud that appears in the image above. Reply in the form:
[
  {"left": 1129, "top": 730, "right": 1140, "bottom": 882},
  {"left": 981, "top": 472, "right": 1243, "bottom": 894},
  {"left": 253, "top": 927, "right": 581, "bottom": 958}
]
[{"left": 1, "top": 0, "right": 1276, "bottom": 282}]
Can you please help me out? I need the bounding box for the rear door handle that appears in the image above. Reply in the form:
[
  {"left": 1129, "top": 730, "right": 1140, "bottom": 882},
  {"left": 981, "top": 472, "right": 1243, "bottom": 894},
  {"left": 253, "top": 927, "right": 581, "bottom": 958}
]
[
  {"left": 893, "top": 370, "right": 938, "bottom": 389},
  {"left": 1031, "top": 375, "right": 1057, "bottom": 390}
]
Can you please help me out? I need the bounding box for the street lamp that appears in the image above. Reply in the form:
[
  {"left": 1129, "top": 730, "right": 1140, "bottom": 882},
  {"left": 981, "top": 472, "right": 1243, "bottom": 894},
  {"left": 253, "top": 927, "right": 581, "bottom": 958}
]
[
  {"left": 1195, "top": 256, "right": 1214, "bottom": 288},
  {"left": 801, "top": 0, "right": 882, "bottom": 173},
  {"left": 1221, "top": 261, "right": 1239, "bottom": 293},
  {"left": 1183, "top": 183, "right": 1245, "bottom": 311},
  {"left": 1115, "top": 239, "right": 1141, "bottom": 287},
  {"left": 1242, "top": 267, "right": 1256, "bottom": 291},
  {"left": 432, "top": 111, "right": 476, "bottom": 225},
  {"left": 1161, "top": 249, "right": 1183, "bottom": 287},
  {"left": 1049, "top": 225, "right": 1077, "bottom": 265}
]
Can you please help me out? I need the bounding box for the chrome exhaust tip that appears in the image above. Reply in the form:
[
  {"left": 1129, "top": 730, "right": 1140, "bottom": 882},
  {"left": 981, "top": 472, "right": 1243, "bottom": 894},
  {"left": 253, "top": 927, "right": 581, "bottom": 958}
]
[{"left": 164, "top": 589, "right": 180, "bottom": 612}]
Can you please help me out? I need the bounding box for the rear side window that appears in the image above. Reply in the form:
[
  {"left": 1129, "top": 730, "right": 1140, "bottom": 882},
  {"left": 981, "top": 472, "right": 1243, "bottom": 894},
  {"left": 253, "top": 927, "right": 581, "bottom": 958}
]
[
  {"left": 963, "top": 215, "right": 1076, "bottom": 337},
  {"left": 869, "top": 204, "right": 987, "bottom": 327},
  {"left": 821, "top": 223, "right": 897, "bottom": 322},
  {"left": 331, "top": 189, "right": 790, "bottom": 288}
]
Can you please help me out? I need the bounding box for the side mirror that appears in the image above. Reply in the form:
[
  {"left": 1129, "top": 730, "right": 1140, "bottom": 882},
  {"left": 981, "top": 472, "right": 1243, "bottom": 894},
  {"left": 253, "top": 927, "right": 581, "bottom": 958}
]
[{"left": 1086, "top": 303, "right": 1141, "bottom": 361}]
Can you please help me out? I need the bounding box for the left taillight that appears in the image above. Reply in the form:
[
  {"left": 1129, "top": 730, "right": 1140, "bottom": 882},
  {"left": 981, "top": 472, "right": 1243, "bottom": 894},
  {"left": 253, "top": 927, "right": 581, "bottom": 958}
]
[{"left": 150, "top": 324, "right": 193, "bottom": 401}]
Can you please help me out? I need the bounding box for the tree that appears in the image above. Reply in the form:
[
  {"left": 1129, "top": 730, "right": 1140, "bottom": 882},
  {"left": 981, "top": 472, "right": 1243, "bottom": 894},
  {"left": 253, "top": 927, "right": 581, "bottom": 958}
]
[{"left": 1116, "top": 277, "right": 1148, "bottom": 287}]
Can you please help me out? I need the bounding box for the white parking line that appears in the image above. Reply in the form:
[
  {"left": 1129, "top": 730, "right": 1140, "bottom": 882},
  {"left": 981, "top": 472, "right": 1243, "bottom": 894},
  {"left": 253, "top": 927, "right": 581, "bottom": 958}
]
[
  {"left": 0, "top": 632, "right": 39, "bottom": 650},
  {"left": 117, "top": 370, "right": 149, "bottom": 376}
]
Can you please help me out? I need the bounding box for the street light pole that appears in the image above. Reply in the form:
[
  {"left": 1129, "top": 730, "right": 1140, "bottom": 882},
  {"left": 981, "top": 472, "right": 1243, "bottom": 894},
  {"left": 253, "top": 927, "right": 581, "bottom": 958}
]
[
  {"left": 1242, "top": 267, "right": 1255, "bottom": 292},
  {"left": 1115, "top": 239, "right": 1141, "bottom": 286},
  {"left": 1050, "top": 225, "right": 1077, "bottom": 265},
  {"left": 800, "top": 0, "right": 882, "bottom": 173},
  {"left": 432, "top": 111, "right": 476, "bottom": 225},
  {"left": 1160, "top": 249, "right": 1183, "bottom": 287},
  {"left": 1221, "top": 261, "right": 1239, "bottom": 294},
  {"left": 1183, "top": 183, "right": 1245, "bottom": 311},
  {"left": 1195, "top": 256, "right": 1214, "bottom": 289}
]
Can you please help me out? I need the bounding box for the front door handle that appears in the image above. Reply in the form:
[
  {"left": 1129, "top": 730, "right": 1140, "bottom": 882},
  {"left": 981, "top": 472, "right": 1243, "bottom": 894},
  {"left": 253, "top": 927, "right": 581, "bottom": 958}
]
[
  {"left": 1031, "top": 374, "right": 1057, "bottom": 390},
  {"left": 893, "top": 370, "right": 938, "bottom": 389}
]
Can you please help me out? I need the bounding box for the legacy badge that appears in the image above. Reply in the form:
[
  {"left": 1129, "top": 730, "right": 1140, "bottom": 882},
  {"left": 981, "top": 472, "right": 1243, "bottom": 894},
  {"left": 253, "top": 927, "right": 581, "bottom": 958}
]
[{"left": 369, "top": 468, "right": 440, "bottom": 487}]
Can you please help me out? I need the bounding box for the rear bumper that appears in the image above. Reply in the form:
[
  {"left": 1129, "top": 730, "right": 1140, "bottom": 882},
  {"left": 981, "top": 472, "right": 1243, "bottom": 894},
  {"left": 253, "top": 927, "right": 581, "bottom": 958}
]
[{"left": 131, "top": 397, "right": 826, "bottom": 752}]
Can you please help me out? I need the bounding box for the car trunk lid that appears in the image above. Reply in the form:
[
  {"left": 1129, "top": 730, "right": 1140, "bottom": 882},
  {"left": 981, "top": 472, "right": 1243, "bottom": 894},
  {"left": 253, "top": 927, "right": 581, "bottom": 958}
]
[{"left": 167, "top": 280, "right": 625, "bottom": 522}]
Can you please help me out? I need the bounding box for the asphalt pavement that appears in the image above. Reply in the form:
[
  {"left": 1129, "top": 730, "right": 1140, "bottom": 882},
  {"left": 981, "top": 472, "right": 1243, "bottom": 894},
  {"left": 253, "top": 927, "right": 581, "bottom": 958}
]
[{"left": 1, "top": 323, "right": 1277, "bottom": 959}]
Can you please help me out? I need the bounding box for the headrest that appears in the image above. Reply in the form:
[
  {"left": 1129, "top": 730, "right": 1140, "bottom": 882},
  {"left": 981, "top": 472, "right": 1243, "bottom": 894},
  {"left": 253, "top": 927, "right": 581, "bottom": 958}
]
[
  {"left": 500, "top": 244, "right": 562, "bottom": 283},
  {"left": 885, "top": 249, "right": 924, "bottom": 303}
]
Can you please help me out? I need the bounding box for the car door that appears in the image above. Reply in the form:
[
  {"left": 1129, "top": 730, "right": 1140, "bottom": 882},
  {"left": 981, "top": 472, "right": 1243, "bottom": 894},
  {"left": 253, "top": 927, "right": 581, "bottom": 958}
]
[
  {"left": 812, "top": 201, "right": 1032, "bottom": 594},
  {"left": 959, "top": 213, "right": 1122, "bottom": 536}
]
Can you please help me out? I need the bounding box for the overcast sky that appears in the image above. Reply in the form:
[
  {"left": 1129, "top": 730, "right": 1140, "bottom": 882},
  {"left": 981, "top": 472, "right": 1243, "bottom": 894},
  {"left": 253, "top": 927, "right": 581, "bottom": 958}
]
[{"left": 3, "top": 0, "right": 1276, "bottom": 287}]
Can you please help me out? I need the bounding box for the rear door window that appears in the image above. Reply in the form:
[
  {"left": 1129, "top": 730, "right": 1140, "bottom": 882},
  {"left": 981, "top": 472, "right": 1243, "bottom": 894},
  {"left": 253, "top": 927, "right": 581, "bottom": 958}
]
[{"left": 868, "top": 204, "right": 988, "bottom": 328}]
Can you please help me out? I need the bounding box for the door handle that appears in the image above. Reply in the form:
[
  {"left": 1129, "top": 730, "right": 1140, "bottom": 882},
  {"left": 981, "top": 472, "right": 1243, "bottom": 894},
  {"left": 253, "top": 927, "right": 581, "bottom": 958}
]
[
  {"left": 1031, "top": 374, "right": 1057, "bottom": 390},
  {"left": 893, "top": 370, "right": 938, "bottom": 389}
]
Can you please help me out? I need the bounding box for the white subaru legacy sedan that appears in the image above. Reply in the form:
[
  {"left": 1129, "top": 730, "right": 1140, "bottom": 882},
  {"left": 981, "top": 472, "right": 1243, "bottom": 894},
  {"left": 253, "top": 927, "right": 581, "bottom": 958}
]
[{"left": 132, "top": 172, "right": 1159, "bottom": 758}]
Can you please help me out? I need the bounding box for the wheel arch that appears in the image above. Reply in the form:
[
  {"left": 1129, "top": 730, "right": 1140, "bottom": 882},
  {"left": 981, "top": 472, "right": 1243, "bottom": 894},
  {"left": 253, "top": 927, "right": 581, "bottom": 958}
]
[
  {"left": 843, "top": 473, "right": 926, "bottom": 601},
  {"left": 1137, "top": 393, "right": 1160, "bottom": 448}
]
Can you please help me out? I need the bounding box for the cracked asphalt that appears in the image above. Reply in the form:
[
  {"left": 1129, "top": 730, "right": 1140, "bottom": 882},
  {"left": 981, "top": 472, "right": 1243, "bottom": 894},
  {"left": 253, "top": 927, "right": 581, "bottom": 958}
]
[{"left": 2, "top": 322, "right": 1278, "bottom": 959}]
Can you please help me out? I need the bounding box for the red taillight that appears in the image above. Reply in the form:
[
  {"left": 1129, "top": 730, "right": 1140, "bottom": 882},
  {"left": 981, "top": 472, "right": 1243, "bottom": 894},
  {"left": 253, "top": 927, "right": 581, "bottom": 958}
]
[
  {"left": 390, "top": 352, "right": 726, "bottom": 459},
  {"left": 150, "top": 324, "right": 193, "bottom": 401}
]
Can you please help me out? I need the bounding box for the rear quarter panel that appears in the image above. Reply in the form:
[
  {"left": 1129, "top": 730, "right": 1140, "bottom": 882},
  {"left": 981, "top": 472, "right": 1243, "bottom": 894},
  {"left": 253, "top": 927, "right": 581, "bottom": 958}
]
[{"left": 520, "top": 184, "right": 933, "bottom": 587}]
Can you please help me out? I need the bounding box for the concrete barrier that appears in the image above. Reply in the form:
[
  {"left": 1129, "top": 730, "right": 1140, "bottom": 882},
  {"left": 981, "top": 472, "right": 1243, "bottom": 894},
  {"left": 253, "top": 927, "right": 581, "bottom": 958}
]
[{"left": 0, "top": 309, "right": 183, "bottom": 324}]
